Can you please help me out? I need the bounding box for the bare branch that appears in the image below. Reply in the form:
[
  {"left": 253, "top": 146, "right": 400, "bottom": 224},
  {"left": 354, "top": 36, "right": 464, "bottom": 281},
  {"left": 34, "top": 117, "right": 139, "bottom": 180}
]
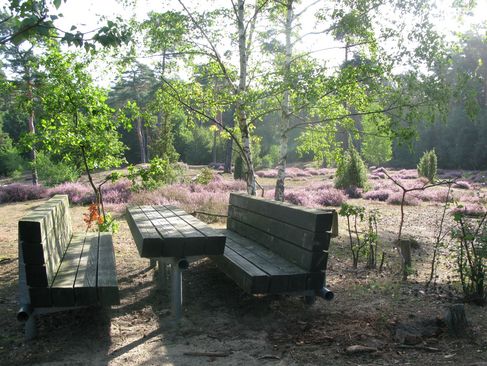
[{"left": 177, "top": 0, "right": 237, "bottom": 92}]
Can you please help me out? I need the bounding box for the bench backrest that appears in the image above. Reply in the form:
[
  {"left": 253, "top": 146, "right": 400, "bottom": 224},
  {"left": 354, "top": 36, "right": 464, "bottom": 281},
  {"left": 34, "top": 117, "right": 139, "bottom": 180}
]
[
  {"left": 19, "top": 195, "right": 73, "bottom": 288},
  {"left": 227, "top": 193, "right": 337, "bottom": 272}
]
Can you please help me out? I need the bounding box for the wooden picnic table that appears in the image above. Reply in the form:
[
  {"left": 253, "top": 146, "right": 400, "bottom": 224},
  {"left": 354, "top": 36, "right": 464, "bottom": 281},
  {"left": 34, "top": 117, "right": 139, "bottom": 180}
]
[{"left": 126, "top": 205, "right": 226, "bottom": 320}]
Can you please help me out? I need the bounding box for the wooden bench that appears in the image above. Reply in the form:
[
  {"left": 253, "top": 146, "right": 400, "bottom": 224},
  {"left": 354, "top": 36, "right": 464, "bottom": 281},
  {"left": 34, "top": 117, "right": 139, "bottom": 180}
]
[
  {"left": 212, "top": 193, "right": 337, "bottom": 302},
  {"left": 17, "top": 195, "right": 120, "bottom": 339}
]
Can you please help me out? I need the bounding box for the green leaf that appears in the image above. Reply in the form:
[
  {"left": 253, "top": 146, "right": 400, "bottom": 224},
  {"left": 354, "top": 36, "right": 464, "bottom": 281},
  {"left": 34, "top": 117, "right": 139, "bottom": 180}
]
[{"left": 53, "top": 0, "right": 62, "bottom": 9}]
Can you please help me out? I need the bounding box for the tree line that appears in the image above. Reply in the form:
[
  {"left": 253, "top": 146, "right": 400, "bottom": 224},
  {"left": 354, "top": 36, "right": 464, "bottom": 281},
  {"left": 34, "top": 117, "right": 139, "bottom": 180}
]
[{"left": 0, "top": 0, "right": 485, "bottom": 200}]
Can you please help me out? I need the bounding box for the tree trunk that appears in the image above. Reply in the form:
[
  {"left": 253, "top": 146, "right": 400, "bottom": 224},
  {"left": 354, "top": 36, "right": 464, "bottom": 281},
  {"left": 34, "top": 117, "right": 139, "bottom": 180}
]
[
  {"left": 26, "top": 80, "right": 38, "bottom": 186},
  {"left": 145, "top": 125, "right": 151, "bottom": 161},
  {"left": 237, "top": 0, "right": 256, "bottom": 195},
  {"left": 274, "top": 0, "right": 293, "bottom": 201},
  {"left": 224, "top": 114, "right": 233, "bottom": 173},
  {"left": 445, "top": 304, "right": 468, "bottom": 337},
  {"left": 136, "top": 116, "right": 146, "bottom": 164}
]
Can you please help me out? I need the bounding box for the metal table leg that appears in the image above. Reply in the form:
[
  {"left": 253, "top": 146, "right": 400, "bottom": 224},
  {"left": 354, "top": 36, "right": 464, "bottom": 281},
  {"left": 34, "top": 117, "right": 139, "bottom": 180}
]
[{"left": 171, "top": 262, "right": 183, "bottom": 320}]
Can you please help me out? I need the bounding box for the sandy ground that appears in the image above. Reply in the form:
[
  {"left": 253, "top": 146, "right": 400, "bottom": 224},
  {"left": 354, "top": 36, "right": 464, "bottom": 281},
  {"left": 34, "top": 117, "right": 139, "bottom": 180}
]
[{"left": 1, "top": 194, "right": 487, "bottom": 365}]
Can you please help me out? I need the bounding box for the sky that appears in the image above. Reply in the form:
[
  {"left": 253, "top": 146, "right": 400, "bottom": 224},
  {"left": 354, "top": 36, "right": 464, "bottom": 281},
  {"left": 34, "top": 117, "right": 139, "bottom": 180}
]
[{"left": 49, "top": 0, "right": 487, "bottom": 87}]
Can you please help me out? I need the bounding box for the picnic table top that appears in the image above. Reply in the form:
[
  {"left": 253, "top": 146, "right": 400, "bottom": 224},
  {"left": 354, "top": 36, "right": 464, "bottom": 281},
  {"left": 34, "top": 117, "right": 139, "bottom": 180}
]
[{"left": 126, "top": 205, "right": 226, "bottom": 258}]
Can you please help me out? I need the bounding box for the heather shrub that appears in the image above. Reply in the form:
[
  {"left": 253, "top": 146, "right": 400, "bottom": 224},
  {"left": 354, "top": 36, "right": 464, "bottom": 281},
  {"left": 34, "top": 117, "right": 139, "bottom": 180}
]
[
  {"left": 205, "top": 176, "right": 246, "bottom": 192},
  {"left": 453, "top": 181, "right": 472, "bottom": 190},
  {"left": 287, "top": 167, "right": 312, "bottom": 178},
  {"left": 335, "top": 140, "right": 368, "bottom": 190},
  {"left": 315, "top": 188, "right": 346, "bottom": 206},
  {"left": 304, "top": 167, "right": 320, "bottom": 176},
  {"left": 101, "top": 180, "right": 132, "bottom": 204},
  {"left": 417, "top": 149, "right": 437, "bottom": 182},
  {"left": 33, "top": 152, "right": 79, "bottom": 187},
  {"left": 255, "top": 169, "right": 278, "bottom": 178},
  {"left": 0, "top": 183, "right": 46, "bottom": 203},
  {"left": 345, "top": 186, "right": 363, "bottom": 199},
  {"left": 364, "top": 189, "right": 391, "bottom": 202},
  {"left": 386, "top": 192, "right": 419, "bottom": 206},
  {"left": 416, "top": 188, "right": 453, "bottom": 203},
  {"left": 451, "top": 204, "right": 486, "bottom": 217},
  {"left": 47, "top": 182, "right": 94, "bottom": 204},
  {"left": 284, "top": 190, "right": 311, "bottom": 206},
  {"left": 396, "top": 169, "right": 418, "bottom": 180}
]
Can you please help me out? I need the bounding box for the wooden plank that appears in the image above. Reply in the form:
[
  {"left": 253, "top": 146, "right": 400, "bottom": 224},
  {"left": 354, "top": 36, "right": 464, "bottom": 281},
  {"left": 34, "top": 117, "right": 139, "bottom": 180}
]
[
  {"left": 97, "top": 232, "right": 120, "bottom": 306},
  {"left": 228, "top": 205, "right": 330, "bottom": 252},
  {"left": 20, "top": 195, "right": 73, "bottom": 285},
  {"left": 126, "top": 206, "right": 163, "bottom": 257},
  {"left": 223, "top": 231, "right": 308, "bottom": 292},
  {"left": 20, "top": 241, "right": 45, "bottom": 265},
  {"left": 229, "top": 193, "right": 335, "bottom": 233},
  {"left": 227, "top": 218, "right": 327, "bottom": 272},
  {"left": 25, "top": 264, "right": 48, "bottom": 287},
  {"left": 29, "top": 287, "right": 51, "bottom": 307},
  {"left": 50, "top": 234, "right": 85, "bottom": 307},
  {"left": 151, "top": 205, "right": 226, "bottom": 257},
  {"left": 163, "top": 206, "right": 226, "bottom": 255},
  {"left": 211, "top": 246, "right": 270, "bottom": 294},
  {"left": 74, "top": 233, "right": 99, "bottom": 306},
  {"left": 142, "top": 206, "right": 188, "bottom": 257},
  {"left": 307, "top": 272, "right": 325, "bottom": 290}
]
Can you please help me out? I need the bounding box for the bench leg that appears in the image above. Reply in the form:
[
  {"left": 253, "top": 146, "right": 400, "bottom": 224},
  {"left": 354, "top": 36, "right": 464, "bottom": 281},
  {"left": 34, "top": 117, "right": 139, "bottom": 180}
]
[
  {"left": 25, "top": 313, "right": 37, "bottom": 340},
  {"left": 170, "top": 262, "right": 183, "bottom": 320}
]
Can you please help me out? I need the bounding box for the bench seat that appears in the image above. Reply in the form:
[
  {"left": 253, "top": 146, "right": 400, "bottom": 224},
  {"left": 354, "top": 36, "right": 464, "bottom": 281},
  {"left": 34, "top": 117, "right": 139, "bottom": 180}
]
[
  {"left": 213, "top": 193, "right": 336, "bottom": 297},
  {"left": 18, "top": 195, "right": 119, "bottom": 339}
]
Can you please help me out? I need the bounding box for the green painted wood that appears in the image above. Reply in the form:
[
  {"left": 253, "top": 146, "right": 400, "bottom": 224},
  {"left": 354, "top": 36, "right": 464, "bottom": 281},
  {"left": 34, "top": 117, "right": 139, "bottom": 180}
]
[
  {"left": 20, "top": 241, "right": 44, "bottom": 265},
  {"left": 127, "top": 205, "right": 226, "bottom": 258},
  {"left": 21, "top": 195, "right": 73, "bottom": 287},
  {"left": 143, "top": 205, "right": 195, "bottom": 257},
  {"left": 29, "top": 287, "right": 51, "bottom": 307},
  {"left": 228, "top": 205, "right": 330, "bottom": 251},
  {"left": 24, "top": 265, "right": 49, "bottom": 287},
  {"left": 229, "top": 193, "right": 335, "bottom": 233},
  {"left": 74, "top": 233, "right": 99, "bottom": 306},
  {"left": 97, "top": 233, "right": 120, "bottom": 306},
  {"left": 126, "top": 206, "right": 163, "bottom": 257},
  {"left": 307, "top": 272, "right": 325, "bottom": 290},
  {"left": 223, "top": 230, "right": 308, "bottom": 292},
  {"left": 211, "top": 246, "right": 270, "bottom": 294},
  {"left": 227, "top": 217, "right": 327, "bottom": 272},
  {"left": 163, "top": 206, "right": 226, "bottom": 255},
  {"left": 50, "top": 234, "right": 85, "bottom": 307},
  {"left": 225, "top": 238, "right": 290, "bottom": 293}
]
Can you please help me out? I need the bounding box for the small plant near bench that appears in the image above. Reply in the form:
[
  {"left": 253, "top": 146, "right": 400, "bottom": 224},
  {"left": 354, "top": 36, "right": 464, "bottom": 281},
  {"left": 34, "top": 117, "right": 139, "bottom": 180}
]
[
  {"left": 451, "top": 208, "right": 487, "bottom": 305},
  {"left": 339, "top": 203, "right": 384, "bottom": 270}
]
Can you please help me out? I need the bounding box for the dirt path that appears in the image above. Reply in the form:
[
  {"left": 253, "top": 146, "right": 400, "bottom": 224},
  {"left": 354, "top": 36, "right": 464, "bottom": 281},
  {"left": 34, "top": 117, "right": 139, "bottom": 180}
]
[{"left": 1, "top": 199, "right": 486, "bottom": 365}]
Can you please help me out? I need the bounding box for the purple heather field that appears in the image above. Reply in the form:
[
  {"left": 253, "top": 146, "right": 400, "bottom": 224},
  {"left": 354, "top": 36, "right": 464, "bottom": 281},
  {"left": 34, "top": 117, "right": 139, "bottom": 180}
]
[{"left": 1, "top": 167, "right": 486, "bottom": 217}]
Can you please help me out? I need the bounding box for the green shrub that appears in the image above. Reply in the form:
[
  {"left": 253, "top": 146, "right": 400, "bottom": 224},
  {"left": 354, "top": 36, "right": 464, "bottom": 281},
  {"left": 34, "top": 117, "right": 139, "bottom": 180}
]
[
  {"left": 33, "top": 152, "right": 79, "bottom": 187},
  {"left": 128, "top": 156, "right": 179, "bottom": 191},
  {"left": 335, "top": 140, "right": 368, "bottom": 190},
  {"left": 0, "top": 146, "right": 24, "bottom": 177},
  {"left": 260, "top": 145, "right": 280, "bottom": 169},
  {"left": 417, "top": 149, "right": 437, "bottom": 182},
  {"left": 234, "top": 155, "right": 245, "bottom": 180},
  {"left": 195, "top": 167, "right": 214, "bottom": 185}
]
